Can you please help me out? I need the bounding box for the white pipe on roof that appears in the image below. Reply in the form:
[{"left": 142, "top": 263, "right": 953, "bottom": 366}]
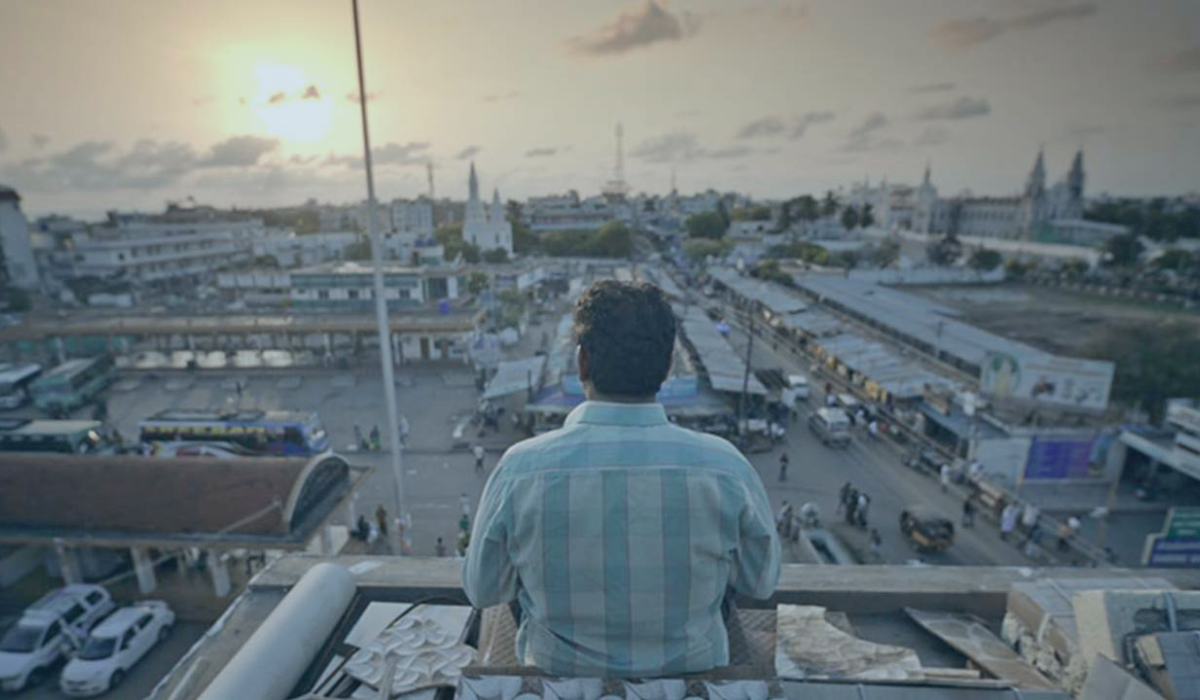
[{"left": 197, "top": 562, "right": 355, "bottom": 700}]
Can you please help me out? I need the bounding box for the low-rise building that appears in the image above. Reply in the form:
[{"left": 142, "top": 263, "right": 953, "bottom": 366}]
[
  {"left": 525, "top": 191, "right": 613, "bottom": 232},
  {"left": 0, "top": 185, "right": 42, "bottom": 292}
]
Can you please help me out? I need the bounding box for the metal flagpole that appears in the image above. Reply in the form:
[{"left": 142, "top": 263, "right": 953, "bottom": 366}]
[{"left": 351, "top": 0, "right": 407, "bottom": 554}]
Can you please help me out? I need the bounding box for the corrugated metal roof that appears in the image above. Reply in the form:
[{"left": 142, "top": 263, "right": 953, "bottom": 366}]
[
  {"left": 483, "top": 356, "right": 547, "bottom": 400},
  {"left": 709, "top": 268, "right": 808, "bottom": 315},
  {"left": 678, "top": 308, "right": 767, "bottom": 396}
]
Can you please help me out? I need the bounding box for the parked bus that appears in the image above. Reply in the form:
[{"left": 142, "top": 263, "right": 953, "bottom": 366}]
[
  {"left": 138, "top": 409, "right": 330, "bottom": 456},
  {"left": 0, "top": 419, "right": 106, "bottom": 453},
  {"left": 30, "top": 356, "right": 114, "bottom": 414},
  {"left": 0, "top": 364, "right": 42, "bottom": 409}
]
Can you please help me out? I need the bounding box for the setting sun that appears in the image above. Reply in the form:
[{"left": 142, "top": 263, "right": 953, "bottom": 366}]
[{"left": 251, "top": 62, "right": 333, "bottom": 143}]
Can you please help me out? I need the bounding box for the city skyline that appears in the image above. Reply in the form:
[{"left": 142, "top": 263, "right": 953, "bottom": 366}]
[{"left": 1, "top": 0, "right": 1198, "bottom": 217}]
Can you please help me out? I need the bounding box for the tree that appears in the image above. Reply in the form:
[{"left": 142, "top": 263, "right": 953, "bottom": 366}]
[
  {"left": 343, "top": 238, "right": 372, "bottom": 261},
  {"left": 1095, "top": 331, "right": 1200, "bottom": 423},
  {"left": 539, "top": 222, "right": 633, "bottom": 259},
  {"left": 468, "top": 271, "right": 489, "bottom": 295},
  {"left": 682, "top": 237, "right": 729, "bottom": 264},
  {"left": 592, "top": 221, "right": 633, "bottom": 257},
  {"left": 506, "top": 199, "right": 538, "bottom": 255},
  {"left": 840, "top": 206, "right": 860, "bottom": 230},
  {"left": 968, "top": 248, "right": 1003, "bottom": 272},
  {"left": 434, "top": 223, "right": 481, "bottom": 263},
  {"left": 482, "top": 248, "right": 509, "bottom": 264},
  {"left": 1103, "top": 233, "right": 1144, "bottom": 267},
  {"left": 751, "top": 259, "right": 794, "bottom": 286},
  {"left": 686, "top": 211, "right": 728, "bottom": 240},
  {"left": 796, "top": 194, "right": 820, "bottom": 222},
  {"left": 872, "top": 239, "right": 901, "bottom": 268},
  {"left": 820, "top": 191, "right": 838, "bottom": 218},
  {"left": 926, "top": 234, "right": 963, "bottom": 266},
  {"left": 766, "top": 241, "right": 829, "bottom": 266},
  {"left": 831, "top": 250, "right": 859, "bottom": 270},
  {"left": 860, "top": 203, "right": 875, "bottom": 228}
]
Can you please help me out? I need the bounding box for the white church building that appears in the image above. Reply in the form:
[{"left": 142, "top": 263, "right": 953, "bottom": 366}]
[{"left": 462, "top": 163, "right": 513, "bottom": 257}]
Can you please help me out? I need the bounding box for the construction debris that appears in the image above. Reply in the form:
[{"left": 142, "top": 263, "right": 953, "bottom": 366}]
[
  {"left": 775, "top": 605, "right": 922, "bottom": 681},
  {"left": 904, "top": 607, "right": 1057, "bottom": 690}
]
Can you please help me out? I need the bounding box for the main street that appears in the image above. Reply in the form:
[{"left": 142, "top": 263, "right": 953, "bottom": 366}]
[{"left": 713, "top": 295, "right": 1039, "bottom": 567}]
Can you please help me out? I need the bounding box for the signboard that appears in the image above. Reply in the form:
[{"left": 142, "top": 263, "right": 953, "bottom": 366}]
[
  {"left": 981, "top": 352, "right": 1114, "bottom": 411},
  {"left": 1023, "top": 436, "right": 1097, "bottom": 480},
  {"left": 1163, "top": 507, "right": 1200, "bottom": 541},
  {"left": 1143, "top": 534, "right": 1200, "bottom": 568}
]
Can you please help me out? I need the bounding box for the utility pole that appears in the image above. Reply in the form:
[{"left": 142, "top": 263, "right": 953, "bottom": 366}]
[
  {"left": 739, "top": 311, "right": 755, "bottom": 436},
  {"left": 351, "top": 0, "right": 407, "bottom": 554}
]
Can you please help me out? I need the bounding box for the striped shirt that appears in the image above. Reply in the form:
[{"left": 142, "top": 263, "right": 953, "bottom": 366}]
[{"left": 462, "top": 401, "right": 781, "bottom": 678}]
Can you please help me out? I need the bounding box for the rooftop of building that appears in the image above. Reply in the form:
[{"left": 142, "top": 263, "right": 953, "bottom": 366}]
[{"left": 146, "top": 555, "right": 1200, "bottom": 700}]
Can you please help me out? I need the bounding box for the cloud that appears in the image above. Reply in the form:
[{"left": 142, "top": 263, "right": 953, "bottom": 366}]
[
  {"left": 792, "top": 110, "right": 835, "bottom": 138},
  {"left": 736, "top": 110, "right": 834, "bottom": 140},
  {"left": 456, "top": 145, "right": 481, "bottom": 160},
  {"left": 632, "top": 132, "right": 704, "bottom": 163},
  {"left": 1154, "top": 94, "right": 1200, "bottom": 111},
  {"left": 1156, "top": 45, "right": 1200, "bottom": 74},
  {"left": 8, "top": 139, "right": 197, "bottom": 191},
  {"left": 289, "top": 154, "right": 318, "bottom": 165},
  {"left": 524, "top": 147, "right": 559, "bottom": 158},
  {"left": 326, "top": 141, "right": 432, "bottom": 169},
  {"left": 566, "top": 1, "right": 702, "bottom": 57},
  {"left": 931, "top": 3, "right": 1097, "bottom": 50},
  {"left": 908, "top": 82, "right": 956, "bottom": 94},
  {"left": 345, "top": 92, "right": 379, "bottom": 104},
  {"left": 201, "top": 136, "right": 279, "bottom": 167},
  {"left": 706, "top": 145, "right": 753, "bottom": 160},
  {"left": 849, "top": 112, "right": 888, "bottom": 138},
  {"left": 915, "top": 96, "right": 991, "bottom": 120},
  {"left": 301, "top": 85, "right": 320, "bottom": 100},
  {"left": 736, "top": 116, "right": 787, "bottom": 139},
  {"left": 913, "top": 126, "right": 951, "bottom": 147},
  {"left": 31, "top": 133, "right": 50, "bottom": 149},
  {"left": 267, "top": 91, "right": 287, "bottom": 105},
  {"left": 482, "top": 91, "right": 521, "bottom": 103}
]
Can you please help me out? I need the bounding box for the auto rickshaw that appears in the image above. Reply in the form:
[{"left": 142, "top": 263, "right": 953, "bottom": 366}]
[{"left": 899, "top": 505, "right": 956, "bottom": 553}]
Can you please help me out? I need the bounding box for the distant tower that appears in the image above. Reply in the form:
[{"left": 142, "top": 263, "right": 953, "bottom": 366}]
[
  {"left": 1067, "top": 149, "right": 1084, "bottom": 202},
  {"left": 427, "top": 161, "right": 435, "bottom": 200},
  {"left": 602, "top": 122, "right": 630, "bottom": 200},
  {"left": 915, "top": 161, "right": 938, "bottom": 234},
  {"left": 1024, "top": 148, "right": 1046, "bottom": 200},
  {"left": 1020, "top": 149, "right": 1048, "bottom": 239},
  {"left": 491, "top": 188, "right": 505, "bottom": 224}
]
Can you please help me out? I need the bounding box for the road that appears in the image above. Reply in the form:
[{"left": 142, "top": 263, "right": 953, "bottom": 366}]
[{"left": 715, "top": 297, "right": 1038, "bottom": 566}]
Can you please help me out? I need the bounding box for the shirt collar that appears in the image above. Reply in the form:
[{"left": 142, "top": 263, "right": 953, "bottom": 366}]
[{"left": 564, "top": 401, "right": 670, "bottom": 427}]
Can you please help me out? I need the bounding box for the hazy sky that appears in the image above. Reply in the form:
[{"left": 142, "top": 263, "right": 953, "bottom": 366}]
[{"left": 1, "top": 0, "right": 1198, "bottom": 218}]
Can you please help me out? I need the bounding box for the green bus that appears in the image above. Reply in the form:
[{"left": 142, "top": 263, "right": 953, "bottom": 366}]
[
  {"left": 30, "top": 355, "right": 114, "bottom": 414},
  {"left": 0, "top": 419, "right": 106, "bottom": 453}
]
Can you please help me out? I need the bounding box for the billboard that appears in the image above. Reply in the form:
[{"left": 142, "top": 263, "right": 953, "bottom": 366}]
[
  {"left": 981, "top": 352, "right": 1114, "bottom": 411},
  {"left": 1022, "top": 436, "right": 1099, "bottom": 481}
]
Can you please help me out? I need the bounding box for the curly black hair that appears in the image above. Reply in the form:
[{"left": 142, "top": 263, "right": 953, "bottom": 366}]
[{"left": 573, "top": 280, "right": 676, "bottom": 398}]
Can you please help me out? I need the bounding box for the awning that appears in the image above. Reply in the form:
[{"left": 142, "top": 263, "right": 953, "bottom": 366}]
[{"left": 483, "top": 356, "right": 547, "bottom": 400}]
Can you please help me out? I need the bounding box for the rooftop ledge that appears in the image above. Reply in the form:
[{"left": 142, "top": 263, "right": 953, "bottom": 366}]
[{"left": 148, "top": 555, "right": 1200, "bottom": 700}]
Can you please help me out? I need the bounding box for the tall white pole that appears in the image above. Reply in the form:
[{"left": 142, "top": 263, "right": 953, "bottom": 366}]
[{"left": 351, "top": 0, "right": 407, "bottom": 553}]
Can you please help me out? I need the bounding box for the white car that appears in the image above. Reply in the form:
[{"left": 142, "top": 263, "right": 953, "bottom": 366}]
[
  {"left": 0, "top": 584, "right": 115, "bottom": 692},
  {"left": 60, "top": 601, "right": 175, "bottom": 697},
  {"left": 786, "top": 374, "right": 810, "bottom": 400}
]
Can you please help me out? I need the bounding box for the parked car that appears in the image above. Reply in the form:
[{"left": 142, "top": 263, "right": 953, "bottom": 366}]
[
  {"left": 808, "top": 407, "right": 852, "bottom": 448},
  {"left": 59, "top": 601, "right": 175, "bottom": 697},
  {"left": 0, "top": 585, "right": 115, "bottom": 692}
]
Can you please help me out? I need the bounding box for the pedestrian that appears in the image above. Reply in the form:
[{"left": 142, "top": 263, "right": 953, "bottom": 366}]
[
  {"left": 369, "top": 425, "right": 381, "bottom": 452},
  {"left": 968, "top": 459, "right": 983, "bottom": 482},
  {"left": 1058, "top": 516, "right": 1081, "bottom": 551},
  {"left": 474, "top": 444, "right": 486, "bottom": 473},
  {"left": 940, "top": 464, "right": 951, "bottom": 493},
  {"left": 868, "top": 419, "right": 879, "bottom": 440},
  {"left": 460, "top": 492, "right": 472, "bottom": 518},
  {"left": 869, "top": 528, "right": 883, "bottom": 563},
  {"left": 1020, "top": 504, "right": 1040, "bottom": 541},
  {"left": 856, "top": 492, "right": 870, "bottom": 529},
  {"left": 375, "top": 504, "right": 389, "bottom": 537},
  {"left": 837, "top": 481, "right": 853, "bottom": 516},
  {"left": 398, "top": 414, "right": 410, "bottom": 446},
  {"left": 456, "top": 529, "right": 470, "bottom": 557},
  {"left": 459, "top": 513, "right": 470, "bottom": 533},
  {"left": 845, "top": 487, "right": 859, "bottom": 525},
  {"left": 778, "top": 451, "right": 789, "bottom": 482},
  {"left": 961, "top": 498, "right": 975, "bottom": 528},
  {"left": 826, "top": 393, "right": 836, "bottom": 407},
  {"left": 435, "top": 537, "right": 447, "bottom": 557},
  {"left": 355, "top": 425, "right": 368, "bottom": 451},
  {"left": 776, "top": 500, "right": 792, "bottom": 537},
  {"left": 1000, "top": 503, "right": 1018, "bottom": 541},
  {"left": 356, "top": 515, "right": 370, "bottom": 541}
]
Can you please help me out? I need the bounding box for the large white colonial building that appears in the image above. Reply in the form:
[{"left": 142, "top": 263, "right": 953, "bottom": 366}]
[
  {"left": 462, "top": 163, "right": 513, "bottom": 256},
  {"left": 912, "top": 150, "right": 1088, "bottom": 241},
  {"left": 0, "top": 185, "right": 42, "bottom": 292}
]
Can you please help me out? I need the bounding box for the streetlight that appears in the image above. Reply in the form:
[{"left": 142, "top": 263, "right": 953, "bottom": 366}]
[{"left": 351, "top": 0, "right": 407, "bottom": 553}]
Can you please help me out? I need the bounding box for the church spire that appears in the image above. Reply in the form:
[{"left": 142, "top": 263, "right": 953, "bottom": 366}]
[
  {"left": 1068, "top": 149, "right": 1085, "bottom": 199},
  {"left": 491, "top": 188, "right": 504, "bottom": 223},
  {"left": 468, "top": 161, "right": 479, "bottom": 204},
  {"left": 1025, "top": 148, "right": 1046, "bottom": 198},
  {"left": 922, "top": 161, "right": 931, "bottom": 187}
]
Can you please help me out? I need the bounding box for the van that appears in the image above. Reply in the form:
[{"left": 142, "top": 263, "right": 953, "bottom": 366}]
[
  {"left": 0, "top": 585, "right": 115, "bottom": 692},
  {"left": 786, "top": 374, "right": 810, "bottom": 401},
  {"left": 808, "top": 407, "right": 852, "bottom": 448}
]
